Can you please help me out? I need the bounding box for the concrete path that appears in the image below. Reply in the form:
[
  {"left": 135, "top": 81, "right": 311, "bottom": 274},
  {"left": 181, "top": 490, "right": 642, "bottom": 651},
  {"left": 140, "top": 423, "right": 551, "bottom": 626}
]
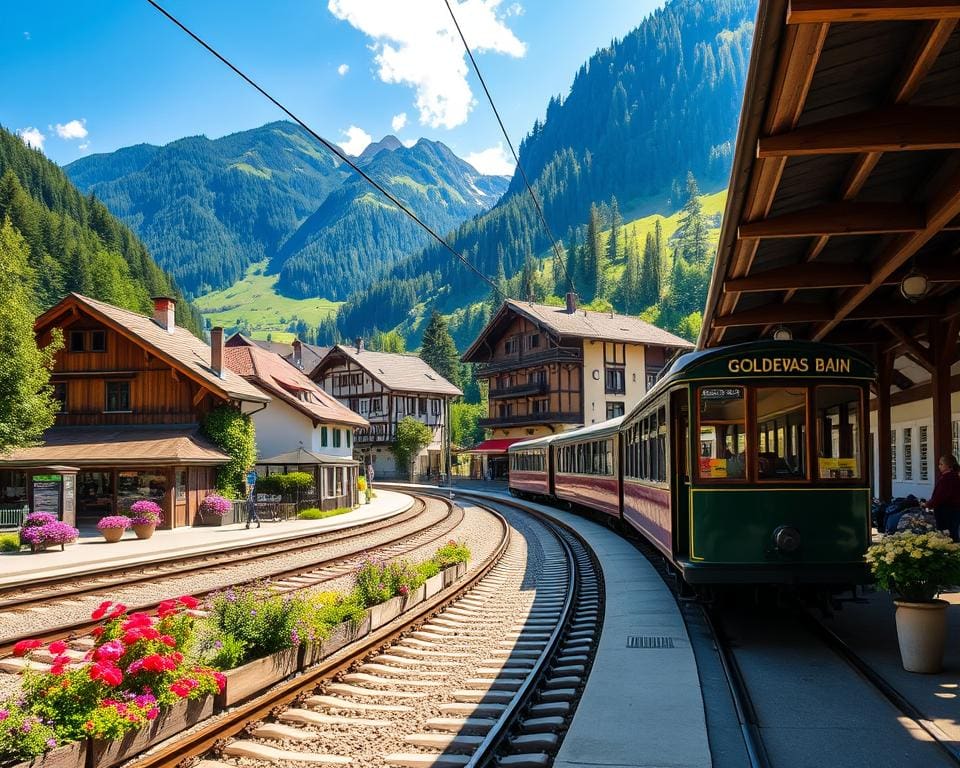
[{"left": 2, "top": 490, "right": 412, "bottom": 586}]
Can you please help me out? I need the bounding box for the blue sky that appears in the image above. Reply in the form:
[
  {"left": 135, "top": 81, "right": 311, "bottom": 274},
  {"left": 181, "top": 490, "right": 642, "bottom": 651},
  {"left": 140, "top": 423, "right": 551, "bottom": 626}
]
[{"left": 2, "top": 0, "right": 662, "bottom": 173}]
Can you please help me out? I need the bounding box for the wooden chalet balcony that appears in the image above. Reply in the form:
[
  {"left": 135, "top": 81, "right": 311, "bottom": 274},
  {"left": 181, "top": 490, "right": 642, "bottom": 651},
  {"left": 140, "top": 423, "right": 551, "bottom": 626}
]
[
  {"left": 475, "top": 347, "right": 582, "bottom": 376},
  {"left": 478, "top": 411, "right": 581, "bottom": 429},
  {"left": 488, "top": 381, "right": 548, "bottom": 399}
]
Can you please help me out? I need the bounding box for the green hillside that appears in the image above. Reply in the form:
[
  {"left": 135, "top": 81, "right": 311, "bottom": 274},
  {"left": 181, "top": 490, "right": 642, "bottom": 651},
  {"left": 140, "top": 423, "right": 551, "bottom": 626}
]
[{"left": 194, "top": 260, "right": 340, "bottom": 341}]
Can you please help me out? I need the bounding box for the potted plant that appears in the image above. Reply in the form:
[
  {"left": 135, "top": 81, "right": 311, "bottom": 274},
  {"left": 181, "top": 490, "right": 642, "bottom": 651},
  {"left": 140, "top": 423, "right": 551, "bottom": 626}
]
[
  {"left": 197, "top": 494, "right": 232, "bottom": 526},
  {"left": 128, "top": 501, "right": 163, "bottom": 540},
  {"left": 96, "top": 516, "right": 130, "bottom": 543},
  {"left": 18, "top": 513, "right": 79, "bottom": 553},
  {"left": 866, "top": 529, "right": 960, "bottom": 673},
  {"left": 357, "top": 476, "right": 368, "bottom": 505}
]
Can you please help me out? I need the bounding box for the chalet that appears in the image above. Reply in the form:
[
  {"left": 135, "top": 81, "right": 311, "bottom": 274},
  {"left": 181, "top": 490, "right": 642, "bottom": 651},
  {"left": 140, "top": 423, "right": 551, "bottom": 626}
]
[
  {"left": 310, "top": 341, "right": 462, "bottom": 478},
  {"left": 225, "top": 333, "right": 329, "bottom": 374},
  {"left": 223, "top": 344, "right": 368, "bottom": 509},
  {"left": 0, "top": 294, "right": 269, "bottom": 528},
  {"left": 461, "top": 295, "right": 692, "bottom": 477}
]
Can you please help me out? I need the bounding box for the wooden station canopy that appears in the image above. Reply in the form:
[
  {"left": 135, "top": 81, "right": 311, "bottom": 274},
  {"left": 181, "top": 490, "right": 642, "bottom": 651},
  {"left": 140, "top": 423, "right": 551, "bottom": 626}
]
[{"left": 700, "top": 0, "right": 960, "bottom": 497}]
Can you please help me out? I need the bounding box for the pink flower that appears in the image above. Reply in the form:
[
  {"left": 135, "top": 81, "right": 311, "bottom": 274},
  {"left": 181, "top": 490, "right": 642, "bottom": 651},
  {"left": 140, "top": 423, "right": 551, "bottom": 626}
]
[
  {"left": 95, "top": 640, "right": 125, "bottom": 662},
  {"left": 146, "top": 708, "right": 159, "bottom": 720},
  {"left": 178, "top": 595, "right": 199, "bottom": 609},
  {"left": 160, "top": 635, "right": 176, "bottom": 647},
  {"left": 12, "top": 639, "right": 42, "bottom": 656},
  {"left": 141, "top": 654, "right": 166, "bottom": 673},
  {"left": 48, "top": 640, "right": 67, "bottom": 655}
]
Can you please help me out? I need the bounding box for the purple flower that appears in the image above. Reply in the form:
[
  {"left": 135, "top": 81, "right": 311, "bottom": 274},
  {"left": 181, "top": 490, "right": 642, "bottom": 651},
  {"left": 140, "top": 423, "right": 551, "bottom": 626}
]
[
  {"left": 47, "top": 738, "right": 57, "bottom": 749},
  {"left": 97, "top": 516, "right": 131, "bottom": 531},
  {"left": 290, "top": 630, "right": 300, "bottom": 645},
  {"left": 21, "top": 720, "right": 32, "bottom": 733},
  {"left": 128, "top": 500, "right": 163, "bottom": 525},
  {"left": 199, "top": 494, "right": 232, "bottom": 517},
  {"left": 0, "top": 709, "right": 8, "bottom": 721}
]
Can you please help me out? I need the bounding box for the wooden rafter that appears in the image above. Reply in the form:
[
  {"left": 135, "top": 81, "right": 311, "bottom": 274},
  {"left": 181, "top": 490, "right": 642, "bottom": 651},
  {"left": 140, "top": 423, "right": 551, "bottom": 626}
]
[
  {"left": 725, "top": 262, "right": 960, "bottom": 293},
  {"left": 738, "top": 201, "right": 925, "bottom": 239},
  {"left": 758, "top": 106, "right": 960, "bottom": 157},
  {"left": 192, "top": 387, "right": 209, "bottom": 407},
  {"left": 787, "top": 1, "right": 960, "bottom": 24},
  {"left": 877, "top": 320, "right": 935, "bottom": 371},
  {"left": 814, "top": 168, "right": 960, "bottom": 339},
  {"left": 715, "top": 297, "right": 943, "bottom": 328}
]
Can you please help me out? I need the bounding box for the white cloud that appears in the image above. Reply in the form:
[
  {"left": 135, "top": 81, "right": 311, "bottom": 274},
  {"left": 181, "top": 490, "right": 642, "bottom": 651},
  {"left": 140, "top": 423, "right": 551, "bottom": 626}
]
[
  {"left": 328, "top": 0, "right": 525, "bottom": 129},
  {"left": 337, "top": 125, "right": 373, "bottom": 156},
  {"left": 55, "top": 119, "right": 88, "bottom": 140},
  {"left": 337, "top": 63, "right": 349, "bottom": 76},
  {"left": 78, "top": 142, "right": 90, "bottom": 152},
  {"left": 17, "top": 127, "right": 45, "bottom": 151},
  {"left": 464, "top": 142, "right": 514, "bottom": 175},
  {"left": 23, "top": 31, "right": 31, "bottom": 41},
  {"left": 391, "top": 112, "right": 408, "bottom": 131}
]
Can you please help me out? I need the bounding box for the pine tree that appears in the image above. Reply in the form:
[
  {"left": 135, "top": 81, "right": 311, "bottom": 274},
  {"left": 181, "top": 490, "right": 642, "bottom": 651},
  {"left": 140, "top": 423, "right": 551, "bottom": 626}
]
[
  {"left": 608, "top": 195, "right": 622, "bottom": 264},
  {"left": 585, "top": 204, "right": 603, "bottom": 301},
  {"left": 619, "top": 231, "right": 642, "bottom": 313},
  {"left": 0, "top": 219, "right": 62, "bottom": 453},
  {"left": 419, "top": 310, "right": 462, "bottom": 390},
  {"left": 652, "top": 219, "right": 665, "bottom": 298},
  {"left": 638, "top": 232, "right": 658, "bottom": 309},
  {"left": 675, "top": 172, "right": 709, "bottom": 265}
]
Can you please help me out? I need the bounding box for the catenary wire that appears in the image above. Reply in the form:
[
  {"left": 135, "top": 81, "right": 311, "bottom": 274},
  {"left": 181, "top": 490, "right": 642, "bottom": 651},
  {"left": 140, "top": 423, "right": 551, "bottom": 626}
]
[
  {"left": 146, "top": 0, "right": 506, "bottom": 301},
  {"left": 443, "top": 0, "right": 575, "bottom": 296}
]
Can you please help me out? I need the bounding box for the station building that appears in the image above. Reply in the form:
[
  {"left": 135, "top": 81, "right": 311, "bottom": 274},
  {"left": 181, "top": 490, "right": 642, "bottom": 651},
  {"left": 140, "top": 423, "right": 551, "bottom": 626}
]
[
  {"left": 222, "top": 343, "right": 368, "bottom": 509},
  {"left": 697, "top": 1, "right": 960, "bottom": 504},
  {"left": 0, "top": 294, "right": 268, "bottom": 528},
  {"left": 309, "top": 341, "right": 462, "bottom": 479},
  {"left": 460, "top": 296, "right": 692, "bottom": 478}
]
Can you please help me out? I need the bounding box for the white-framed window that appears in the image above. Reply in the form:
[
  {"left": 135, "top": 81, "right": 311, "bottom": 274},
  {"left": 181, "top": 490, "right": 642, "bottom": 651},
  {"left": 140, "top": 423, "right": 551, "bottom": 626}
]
[
  {"left": 890, "top": 429, "right": 897, "bottom": 481},
  {"left": 919, "top": 425, "right": 929, "bottom": 482},
  {"left": 903, "top": 427, "right": 913, "bottom": 481}
]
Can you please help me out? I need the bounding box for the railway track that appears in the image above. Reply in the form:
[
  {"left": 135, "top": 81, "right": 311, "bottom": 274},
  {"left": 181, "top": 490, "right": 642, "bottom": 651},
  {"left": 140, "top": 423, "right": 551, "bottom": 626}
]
[
  {"left": 2, "top": 498, "right": 429, "bottom": 611},
  {"left": 0, "top": 495, "right": 464, "bottom": 658},
  {"left": 119, "top": 493, "right": 603, "bottom": 768}
]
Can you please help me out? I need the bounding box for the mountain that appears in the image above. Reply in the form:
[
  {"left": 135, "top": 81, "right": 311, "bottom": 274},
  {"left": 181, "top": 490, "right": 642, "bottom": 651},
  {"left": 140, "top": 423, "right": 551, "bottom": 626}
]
[
  {"left": 276, "top": 138, "right": 509, "bottom": 299},
  {"left": 65, "top": 121, "right": 351, "bottom": 296},
  {"left": 65, "top": 125, "right": 508, "bottom": 304},
  {"left": 0, "top": 126, "right": 202, "bottom": 335},
  {"left": 329, "top": 0, "right": 755, "bottom": 342}
]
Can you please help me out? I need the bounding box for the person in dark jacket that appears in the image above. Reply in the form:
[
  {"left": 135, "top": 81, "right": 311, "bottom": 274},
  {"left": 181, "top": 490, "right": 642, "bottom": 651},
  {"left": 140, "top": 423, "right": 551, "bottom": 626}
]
[
  {"left": 245, "top": 487, "right": 260, "bottom": 529},
  {"left": 923, "top": 455, "right": 960, "bottom": 541}
]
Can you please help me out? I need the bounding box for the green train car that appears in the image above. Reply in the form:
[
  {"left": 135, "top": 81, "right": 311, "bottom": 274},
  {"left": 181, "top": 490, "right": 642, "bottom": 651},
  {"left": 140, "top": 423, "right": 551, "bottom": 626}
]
[{"left": 621, "top": 340, "right": 875, "bottom": 585}]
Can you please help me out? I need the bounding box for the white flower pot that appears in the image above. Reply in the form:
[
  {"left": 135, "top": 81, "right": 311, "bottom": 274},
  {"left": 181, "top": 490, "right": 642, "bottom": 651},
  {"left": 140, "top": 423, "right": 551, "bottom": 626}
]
[{"left": 894, "top": 599, "right": 949, "bottom": 674}]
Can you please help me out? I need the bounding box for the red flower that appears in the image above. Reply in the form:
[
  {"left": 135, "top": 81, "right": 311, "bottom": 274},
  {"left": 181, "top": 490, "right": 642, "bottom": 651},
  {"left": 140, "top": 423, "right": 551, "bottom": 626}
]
[
  {"left": 157, "top": 600, "right": 177, "bottom": 618},
  {"left": 160, "top": 635, "right": 176, "bottom": 647},
  {"left": 141, "top": 627, "right": 160, "bottom": 641},
  {"left": 91, "top": 627, "right": 104, "bottom": 638},
  {"left": 213, "top": 671, "right": 226, "bottom": 692},
  {"left": 169, "top": 678, "right": 195, "bottom": 698},
  {"left": 95, "top": 641, "right": 125, "bottom": 662},
  {"left": 91, "top": 601, "right": 113, "bottom": 621},
  {"left": 51, "top": 654, "right": 71, "bottom": 666},
  {"left": 122, "top": 629, "right": 142, "bottom": 646},
  {"left": 107, "top": 603, "right": 128, "bottom": 620},
  {"left": 89, "top": 661, "right": 123, "bottom": 686},
  {"left": 146, "top": 708, "right": 159, "bottom": 720},
  {"left": 170, "top": 651, "right": 184, "bottom": 664},
  {"left": 161, "top": 655, "right": 178, "bottom": 671},
  {"left": 121, "top": 613, "right": 152, "bottom": 630},
  {"left": 83, "top": 721, "right": 94, "bottom": 732},
  {"left": 177, "top": 595, "right": 199, "bottom": 609},
  {"left": 48, "top": 640, "right": 67, "bottom": 655},
  {"left": 12, "top": 639, "right": 43, "bottom": 656},
  {"left": 50, "top": 664, "right": 66, "bottom": 676},
  {"left": 141, "top": 654, "right": 165, "bottom": 673}
]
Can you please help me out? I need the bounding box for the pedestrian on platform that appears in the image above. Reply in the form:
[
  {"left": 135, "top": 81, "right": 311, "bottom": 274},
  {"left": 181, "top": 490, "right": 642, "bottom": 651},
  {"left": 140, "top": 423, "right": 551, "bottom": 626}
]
[
  {"left": 923, "top": 454, "right": 960, "bottom": 541},
  {"left": 245, "top": 487, "right": 260, "bottom": 529},
  {"left": 366, "top": 462, "right": 375, "bottom": 488}
]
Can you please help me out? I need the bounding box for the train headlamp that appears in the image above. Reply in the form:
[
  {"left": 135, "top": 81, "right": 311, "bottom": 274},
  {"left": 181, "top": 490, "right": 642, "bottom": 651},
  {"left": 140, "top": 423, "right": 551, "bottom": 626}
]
[{"left": 772, "top": 525, "right": 801, "bottom": 554}]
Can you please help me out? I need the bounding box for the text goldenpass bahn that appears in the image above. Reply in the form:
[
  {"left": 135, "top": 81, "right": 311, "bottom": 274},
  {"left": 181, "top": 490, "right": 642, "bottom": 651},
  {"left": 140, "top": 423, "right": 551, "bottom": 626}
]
[{"left": 727, "top": 357, "right": 853, "bottom": 375}]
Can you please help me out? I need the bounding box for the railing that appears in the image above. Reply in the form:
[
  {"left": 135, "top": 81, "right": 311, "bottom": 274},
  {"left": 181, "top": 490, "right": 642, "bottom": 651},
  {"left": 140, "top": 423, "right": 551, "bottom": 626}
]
[
  {"left": 0, "top": 505, "right": 26, "bottom": 530},
  {"left": 475, "top": 347, "right": 582, "bottom": 376},
  {"left": 489, "top": 381, "right": 548, "bottom": 399},
  {"left": 478, "top": 411, "right": 582, "bottom": 429}
]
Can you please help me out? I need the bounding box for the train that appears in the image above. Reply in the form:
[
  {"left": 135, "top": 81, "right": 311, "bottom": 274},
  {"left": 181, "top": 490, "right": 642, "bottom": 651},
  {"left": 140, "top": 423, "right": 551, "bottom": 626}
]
[{"left": 508, "top": 340, "right": 876, "bottom": 587}]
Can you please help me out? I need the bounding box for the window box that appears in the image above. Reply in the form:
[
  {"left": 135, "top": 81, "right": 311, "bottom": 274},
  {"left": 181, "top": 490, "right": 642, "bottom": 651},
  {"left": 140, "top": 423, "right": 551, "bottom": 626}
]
[
  {"left": 11, "top": 740, "right": 87, "bottom": 768},
  {"left": 215, "top": 648, "right": 299, "bottom": 708}
]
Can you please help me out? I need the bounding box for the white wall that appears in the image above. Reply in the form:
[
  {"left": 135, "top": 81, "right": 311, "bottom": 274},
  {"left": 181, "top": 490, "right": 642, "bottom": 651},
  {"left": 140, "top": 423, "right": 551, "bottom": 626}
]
[
  {"left": 581, "top": 340, "right": 646, "bottom": 425},
  {"left": 870, "top": 391, "right": 960, "bottom": 499},
  {"left": 253, "top": 398, "right": 355, "bottom": 460}
]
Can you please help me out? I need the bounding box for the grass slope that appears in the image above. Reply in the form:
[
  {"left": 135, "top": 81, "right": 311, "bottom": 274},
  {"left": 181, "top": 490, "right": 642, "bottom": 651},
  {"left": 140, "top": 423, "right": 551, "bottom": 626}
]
[{"left": 195, "top": 260, "right": 340, "bottom": 342}]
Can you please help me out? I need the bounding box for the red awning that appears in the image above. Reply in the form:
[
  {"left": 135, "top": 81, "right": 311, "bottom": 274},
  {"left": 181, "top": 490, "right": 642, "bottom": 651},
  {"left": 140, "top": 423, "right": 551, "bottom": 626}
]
[{"left": 466, "top": 438, "right": 527, "bottom": 455}]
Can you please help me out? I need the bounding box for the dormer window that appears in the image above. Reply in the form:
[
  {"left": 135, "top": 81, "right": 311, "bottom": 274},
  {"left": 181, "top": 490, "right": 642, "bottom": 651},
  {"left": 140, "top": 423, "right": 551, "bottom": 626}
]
[
  {"left": 69, "top": 331, "right": 85, "bottom": 352},
  {"left": 90, "top": 330, "right": 107, "bottom": 352}
]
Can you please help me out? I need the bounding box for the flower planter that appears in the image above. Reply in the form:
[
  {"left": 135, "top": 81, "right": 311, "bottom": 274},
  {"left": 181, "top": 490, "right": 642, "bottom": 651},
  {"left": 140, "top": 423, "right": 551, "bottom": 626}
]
[
  {"left": 11, "top": 740, "right": 86, "bottom": 768},
  {"left": 99, "top": 528, "right": 124, "bottom": 544},
  {"left": 131, "top": 523, "right": 155, "bottom": 540},
  {"left": 424, "top": 572, "right": 444, "bottom": 598},
  {"left": 299, "top": 614, "right": 371, "bottom": 669},
  {"left": 894, "top": 599, "right": 949, "bottom": 674},
  {"left": 89, "top": 697, "right": 214, "bottom": 768},
  {"left": 195, "top": 515, "right": 224, "bottom": 527},
  {"left": 368, "top": 595, "right": 405, "bottom": 630},
  {"left": 402, "top": 583, "right": 426, "bottom": 611},
  {"left": 442, "top": 564, "right": 459, "bottom": 588},
  {"left": 216, "top": 647, "right": 299, "bottom": 708}
]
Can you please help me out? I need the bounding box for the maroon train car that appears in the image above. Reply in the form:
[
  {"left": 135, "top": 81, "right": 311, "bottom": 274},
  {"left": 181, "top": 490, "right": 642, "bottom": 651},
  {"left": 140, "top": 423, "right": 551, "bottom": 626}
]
[
  {"left": 550, "top": 417, "right": 625, "bottom": 520},
  {"left": 621, "top": 401, "right": 674, "bottom": 557},
  {"left": 508, "top": 434, "right": 556, "bottom": 498}
]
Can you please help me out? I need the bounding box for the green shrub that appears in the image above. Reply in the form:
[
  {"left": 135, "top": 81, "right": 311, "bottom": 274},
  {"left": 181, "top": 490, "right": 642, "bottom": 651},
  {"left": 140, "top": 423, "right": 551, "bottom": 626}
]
[
  {"left": 201, "top": 405, "right": 256, "bottom": 498},
  {"left": 300, "top": 592, "right": 367, "bottom": 641},
  {"left": 256, "top": 472, "right": 314, "bottom": 498},
  {"left": 0, "top": 532, "right": 20, "bottom": 552},
  {"left": 432, "top": 540, "right": 471, "bottom": 568},
  {"left": 297, "top": 506, "right": 351, "bottom": 520}
]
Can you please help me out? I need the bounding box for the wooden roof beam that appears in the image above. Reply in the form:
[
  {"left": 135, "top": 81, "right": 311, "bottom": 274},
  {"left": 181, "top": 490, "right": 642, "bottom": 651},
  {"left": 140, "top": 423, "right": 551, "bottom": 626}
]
[
  {"left": 724, "top": 263, "right": 869, "bottom": 293},
  {"left": 787, "top": 1, "right": 960, "bottom": 24},
  {"left": 758, "top": 106, "right": 960, "bottom": 157},
  {"left": 814, "top": 167, "right": 960, "bottom": 339},
  {"left": 738, "top": 201, "right": 925, "bottom": 239},
  {"left": 716, "top": 297, "right": 943, "bottom": 328},
  {"left": 877, "top": 320, "right": 935, "bottom": 371}
]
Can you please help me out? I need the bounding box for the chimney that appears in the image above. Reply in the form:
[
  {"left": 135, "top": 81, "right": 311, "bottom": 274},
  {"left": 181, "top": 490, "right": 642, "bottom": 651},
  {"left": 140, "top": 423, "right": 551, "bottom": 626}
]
[
  {"left": 355, "top": 337, "right": 364, "bottom": 353},
  {"left": 152, "top": 296, "right": 176, "bottom": 333},
  {"left": 565, "top": 292, "right": 577, "bottom": 314},
  {"left": 211, "top": 326, "right": 225, "bottom": 379},
  {"left": 293, "top": 339, "right": 303, "bottom": 369}
]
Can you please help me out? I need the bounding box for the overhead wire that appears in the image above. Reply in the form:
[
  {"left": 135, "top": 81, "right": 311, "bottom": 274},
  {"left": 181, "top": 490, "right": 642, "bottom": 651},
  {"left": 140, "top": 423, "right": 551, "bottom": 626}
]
[
  {"left": 442, "top": 0, "right": 575, "bottom": 297},
  {"left": 145, "top": 0, "right": 507, "bottom": 301}
]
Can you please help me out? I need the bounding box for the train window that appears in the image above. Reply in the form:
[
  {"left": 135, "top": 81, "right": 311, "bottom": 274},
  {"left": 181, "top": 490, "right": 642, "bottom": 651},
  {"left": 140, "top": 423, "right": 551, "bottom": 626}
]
[
  {"left": 698, "top": 387, "right": 746, "bottom": 480},
  {"left": 815, "top": 386, "right": 861, "bottom": 480},
  {"left": 755, "top": 388, "right": 807, "bottom": 480},
  {"left": 657, "top": 406, "right": 667, "bottom": 483}
]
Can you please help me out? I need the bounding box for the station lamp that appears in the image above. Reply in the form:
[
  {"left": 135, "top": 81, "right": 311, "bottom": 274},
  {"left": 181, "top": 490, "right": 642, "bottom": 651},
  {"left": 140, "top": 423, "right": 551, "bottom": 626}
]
[
  {"left": 899, "top": 264, "right": 929, "bottom": 303},
  {"left": 772, "top": 325, "right": 793, "bottom": 341}
]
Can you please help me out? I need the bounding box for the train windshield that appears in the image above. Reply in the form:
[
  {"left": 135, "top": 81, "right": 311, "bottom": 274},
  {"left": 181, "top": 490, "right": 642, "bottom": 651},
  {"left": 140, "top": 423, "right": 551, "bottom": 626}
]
[
  {"left": 815, "top": 386, "right": 861, "bottom": 480},
  {"left": 698, "top": 387, "right": 746, "bottom": 479},
  {"left": 756, "top": 388, "right": 806, "bottom": 479}
]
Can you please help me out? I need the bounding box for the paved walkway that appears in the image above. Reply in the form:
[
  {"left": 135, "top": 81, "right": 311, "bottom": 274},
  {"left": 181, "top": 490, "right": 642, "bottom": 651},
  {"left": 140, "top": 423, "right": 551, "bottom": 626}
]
[
  {"left": 2, "top": 490, "right": 412, "bottom": 587},
  {"left": 437, "top": 485, "right": 712, "bottom": 768}
]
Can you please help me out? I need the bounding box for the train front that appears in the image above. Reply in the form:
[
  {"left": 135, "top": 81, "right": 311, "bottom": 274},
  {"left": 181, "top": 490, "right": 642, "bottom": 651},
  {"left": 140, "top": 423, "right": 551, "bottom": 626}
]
[{"left": 681, "top": 341, "right": 875, "bottom": 587}]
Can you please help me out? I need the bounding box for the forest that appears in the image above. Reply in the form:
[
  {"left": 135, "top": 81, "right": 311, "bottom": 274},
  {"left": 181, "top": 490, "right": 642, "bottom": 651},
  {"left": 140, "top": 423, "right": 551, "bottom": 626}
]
[{"left": 0, "top": 126, "right": 202, "bottom": 335}]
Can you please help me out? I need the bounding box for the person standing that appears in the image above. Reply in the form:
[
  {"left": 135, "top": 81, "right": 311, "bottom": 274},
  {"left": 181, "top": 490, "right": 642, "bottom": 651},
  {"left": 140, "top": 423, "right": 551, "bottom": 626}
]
[
  {"left": 924, "top": 454, "right": 960, "bottom": 541},
  {"left": 245, "top": 486, "right": 260, "bottom": 529},
  {"left": 366, "top": 461, "right": 375, "bottom": 487}
]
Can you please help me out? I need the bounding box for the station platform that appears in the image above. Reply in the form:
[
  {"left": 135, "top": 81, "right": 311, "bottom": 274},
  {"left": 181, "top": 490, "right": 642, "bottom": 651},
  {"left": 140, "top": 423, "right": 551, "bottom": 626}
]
[
  {"left": 428, "top": 484, "right": 712, "bottom": 768},
  {"left": 0, "top": 490, "right": 412, "bottom": 588}
]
